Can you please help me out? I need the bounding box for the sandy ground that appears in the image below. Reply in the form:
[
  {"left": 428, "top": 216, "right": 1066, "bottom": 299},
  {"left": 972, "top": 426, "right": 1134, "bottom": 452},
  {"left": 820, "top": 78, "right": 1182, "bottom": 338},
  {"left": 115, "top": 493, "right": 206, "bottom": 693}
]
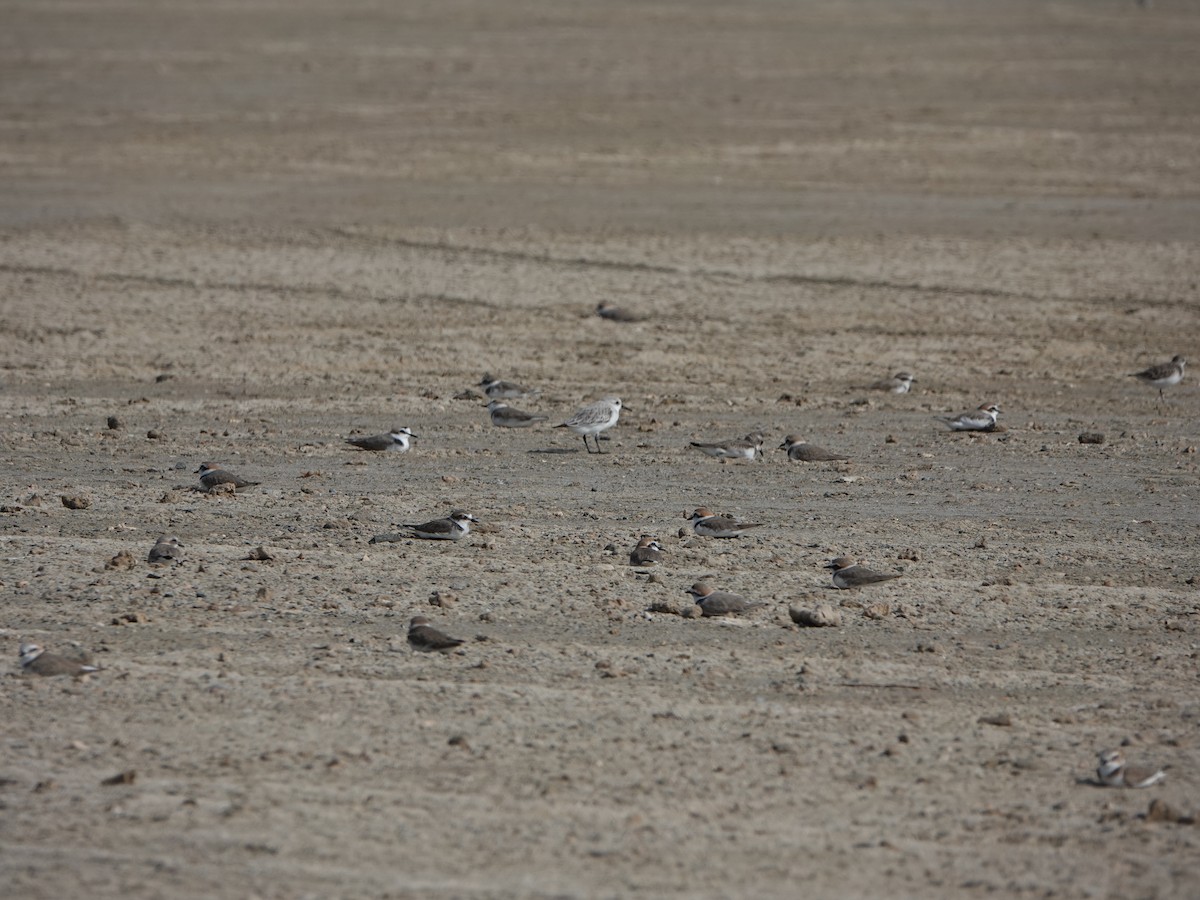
[{"left": 2, "top": 1, "right": 1199, "bottom": 898}]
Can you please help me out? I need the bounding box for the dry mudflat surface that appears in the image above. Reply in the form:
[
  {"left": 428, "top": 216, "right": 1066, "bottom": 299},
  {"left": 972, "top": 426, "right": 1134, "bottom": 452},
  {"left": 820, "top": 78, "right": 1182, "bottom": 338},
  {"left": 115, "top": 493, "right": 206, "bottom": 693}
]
[{"left": 1, "top": 2, "right": 1199, "bottom": 898}]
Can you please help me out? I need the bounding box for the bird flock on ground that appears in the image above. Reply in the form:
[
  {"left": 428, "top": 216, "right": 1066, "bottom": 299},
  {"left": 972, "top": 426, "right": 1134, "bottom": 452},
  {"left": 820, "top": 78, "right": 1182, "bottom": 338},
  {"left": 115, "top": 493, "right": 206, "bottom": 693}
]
[{"left": 17, "top": 351, "right": 1187, "bottom": 788}]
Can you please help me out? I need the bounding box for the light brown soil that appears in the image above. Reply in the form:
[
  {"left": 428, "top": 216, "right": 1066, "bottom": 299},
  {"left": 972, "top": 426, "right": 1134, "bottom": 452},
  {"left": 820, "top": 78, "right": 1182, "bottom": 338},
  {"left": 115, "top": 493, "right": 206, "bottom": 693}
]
[{"left": 2, "top": 2, "right": 1198, "bottom": 898}]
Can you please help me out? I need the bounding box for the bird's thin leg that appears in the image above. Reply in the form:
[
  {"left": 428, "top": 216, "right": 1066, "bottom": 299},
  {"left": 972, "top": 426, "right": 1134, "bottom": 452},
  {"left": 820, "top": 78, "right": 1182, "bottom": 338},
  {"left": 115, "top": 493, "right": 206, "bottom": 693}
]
[{"left": 583, "top": 435, "right": 594, "bottom": 453}]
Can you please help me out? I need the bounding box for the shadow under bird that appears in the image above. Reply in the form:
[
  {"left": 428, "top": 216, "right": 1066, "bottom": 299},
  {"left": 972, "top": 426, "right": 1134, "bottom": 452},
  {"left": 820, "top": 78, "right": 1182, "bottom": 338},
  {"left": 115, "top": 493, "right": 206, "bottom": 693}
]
[
  {"left": 690, "top": 433, "right": 763, "bottom": 460},
  {"left": 345, "top": 427, "right": 416, "bottom": 452},
  {"left": 555, "top": 397, "right": 622, "bottom": 453},
  {"left": 687, "top": 507, "right": 763, "bottom": 538},
  {"left": 407, "top": 616, "right": 466, "bottom": 652},
  {"left": 147, "top": 534, "right": 184, "bottom": 564},
  {"left": 19, "top": 642, "right": 100, "bottom": 677},
  {"left": 935, "top": 403, "right": 1000, "bottom": 432},
  {"left": 479, "top": 374, "right": 540, "bottom": 400},
  {"left": 404, "top": 509, "right": 479, "bottom": 541},
  {"left": 629, "top": 535, "right": 664, "bottom": 566},
  {"left": 685, "top": 582, "right": 764, "bottom": 617},
  {"left": 778, "top": 435, "right": 850, "bottom": 462},
  {"left": 1129, "top": 354, "right": 1186, "bottom": 402},
  {"left": 487, "top": 400, "right": 548, "bottom": 428},
  {"left": 825, "top": 556, "right": 901, "bottom": 589},
  {"left": 195, "top": 462, "right": 261, "bottom": 492}
]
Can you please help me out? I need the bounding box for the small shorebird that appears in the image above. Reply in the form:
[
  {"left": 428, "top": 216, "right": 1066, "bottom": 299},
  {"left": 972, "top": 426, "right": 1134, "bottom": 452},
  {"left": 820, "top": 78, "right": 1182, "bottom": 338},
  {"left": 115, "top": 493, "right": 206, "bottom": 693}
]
[
  {"left": 345, "top": 427, "right": 417, "bottom": 452},
  {"left": 687, "top": 507, "right": 764, "bottom": 539},
  {"left": 407, "top": 616, "right": 466, "bottom": 652},
  {"left": 479, "top": 374, "right": 540, "bottom": 400},
  {"left": 147, "top": 535, "right": 184, "bottom": 564},
  {"left": 487, "top": 400, "right": 548, "bottom": 428},
  {"left": 595, "top": 302, "right": 640, "bottom": 322},
  {"left": 629, "top": 535, "right": 664, "bottom": 566},
  {"left": 935, "top": 403, "right": 1001, "bottom": 432},
  {"left": 556, "top": 397, "right": 622, "bottom": 453},
  {"left": 868, "top": 372, "right": 916, "bottom": 394},
  {"left": 825, "top": 556, "right": 901, "bottom": 589},
  {"left": 690, "top": 433, "right": 763, "bottom": 461},
  {"left": 778, "top": 435, "right": 850, "bottom": 462},
  {"left": 404, "top": 510, "right": 479, "bottom": 541},
  {"left": 685, "top": 582, "right": 764, "bottom": 617},
  {"left": 1096, "top": 748, "right": 1166, "bottom": 788},
  {"left": 19, "top": 643, "right": 100, "bottom": 677},
  {"left": 195, "top": 463, "right": 260, "bottom": 492},
  {"left": 1129, "top": 355, "right": 1186, "bottom": 403}
]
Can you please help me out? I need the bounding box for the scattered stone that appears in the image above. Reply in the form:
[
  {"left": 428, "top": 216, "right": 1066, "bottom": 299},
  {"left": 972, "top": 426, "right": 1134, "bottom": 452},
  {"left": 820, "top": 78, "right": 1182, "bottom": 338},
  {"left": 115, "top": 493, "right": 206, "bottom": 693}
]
[
  {"left": 147, "top": 429, "right": 164, "bottom": 440},
  {"left": 112, "top": 611, "right": 149, "bottom": 625},
  {"left": 1078, "top": 432, "right": 1105, "bottom": 444},
  {"left": 863, "top": 601, "right": 891, "bottom": 619},
  {"left": 789, "top": 604, "right": 842, "bottom": 627},
  {"left": 256, "top": 587, "right": 273, "bottom": 603},
  {"left": 369, "top": 532, "right": 403, "bottom": 544},
  {"left": 1145, "top": 799, "right": 1194, "bottom": 824},
  {"left": 60, "top": 495, "right": 91, "bottom": 510},
  {"left": 106, "top": 416, "right": 123, "bottom": 430},
  {"left": 246, "top": 546, "right": 274, "bottom": 561},
  {"left": 105, "top": 550, "right": 136, "bottom": 571},
  {"left": 648, "top": 600, "right": 683, "bottom": 616},
  {"left": 680, "top": 605, "right": 702, "bottom": 619},
  {"left": 101, "top": 770, "right": 136, "bottom": 786},
  {"left": 978, "top": 713, "right": 1013, "bottom": 727}
]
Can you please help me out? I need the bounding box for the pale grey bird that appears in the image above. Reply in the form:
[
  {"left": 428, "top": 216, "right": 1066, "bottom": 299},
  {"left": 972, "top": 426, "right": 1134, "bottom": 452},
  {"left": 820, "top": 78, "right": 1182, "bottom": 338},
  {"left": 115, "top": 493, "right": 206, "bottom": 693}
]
[
  {"left": 345, "top": 427, "right": 417, "bottom": 452},
  {"left": 935, "top": 403, "right": 1001, "bottom": 432},
  {"left": 1129, "top": 355, "right": 1185, "bottom": 403},
  {"left": 595, "top": 302, "right": 641, "bottom": 322},
  {"left": 868, "top": 372, "right": 916, "bottom": 394},
  {"left": 690, "top": 433, "right": 763, "bottom": 460},
  {"left": 629, "top": 535, "right": 664, "bottom": 566},
  {"left": 778, "top": 435, "right": 850, "bottom": 462},
  {"left": 148, "top": 534, "right": 184, "bottom": 564},
  {"left": 408, "top": 616, "right": 466, "bottom": 652},
  {"left": 556, "top": 397, "right": 622, "bottom": 453},
  {"left": 685, "top": 582, "right": 764, "bottom": 617},
  {"left": 19, "top": 642, "right": 100, "bottom": 677},
  {"left": 687, "top": 507, "right": 763, "bottom": 539},
  {"left": 1096, "top": 748, "right": 1166, "bottom": 788},
  {"left": 195, "top": 463, "right": 260, "bottom": 492},
  {"left": 825, "top": 556, "right": 901, "bottom": 589},
  {"left": 404, "top": 509, "right": 479, "bottom": 541},
  {"left": 479, "top": 374, "right": 540, "bottom": 400},
  {"left": 487, "top": 400, "right": 548, "bottom": 428}
]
